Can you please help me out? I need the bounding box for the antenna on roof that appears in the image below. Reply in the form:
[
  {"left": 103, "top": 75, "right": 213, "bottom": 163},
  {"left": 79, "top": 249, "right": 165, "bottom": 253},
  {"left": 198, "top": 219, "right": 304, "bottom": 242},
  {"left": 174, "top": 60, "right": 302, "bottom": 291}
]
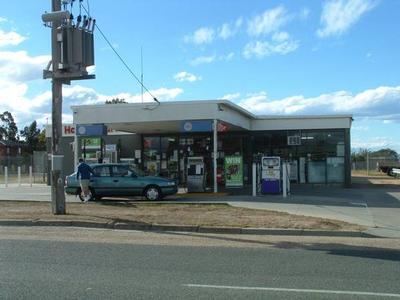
[{"left": 141, "top": 46, "right": 144, "bottom": 104}]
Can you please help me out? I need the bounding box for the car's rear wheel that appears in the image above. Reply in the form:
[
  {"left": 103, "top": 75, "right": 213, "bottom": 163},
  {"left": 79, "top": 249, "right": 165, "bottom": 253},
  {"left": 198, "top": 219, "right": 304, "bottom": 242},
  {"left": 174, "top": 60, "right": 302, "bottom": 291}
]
[{"left": 144, "top": 186, "right": 161, "bottom": 201}]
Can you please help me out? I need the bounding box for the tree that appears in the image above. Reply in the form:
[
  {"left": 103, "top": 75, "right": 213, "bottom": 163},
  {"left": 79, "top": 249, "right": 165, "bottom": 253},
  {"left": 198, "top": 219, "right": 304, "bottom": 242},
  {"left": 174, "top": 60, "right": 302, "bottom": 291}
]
[
  {"left": 371, "top": 148, "right": 399, "bottom": 160},
  {"left": 351, "top": 148, "right": 399, "bottom": 161},
  {"left": 0, "top": 111, "right": 18, "bottom": 141},
  {"left": 105, "top": 98, "right": 127, "bottom": 104},
  {"left": 20, "top": 121, "right": 43, "bottom": 151},
  {"left": 37, "top": 129, "right": 47, "bottom": 151}
]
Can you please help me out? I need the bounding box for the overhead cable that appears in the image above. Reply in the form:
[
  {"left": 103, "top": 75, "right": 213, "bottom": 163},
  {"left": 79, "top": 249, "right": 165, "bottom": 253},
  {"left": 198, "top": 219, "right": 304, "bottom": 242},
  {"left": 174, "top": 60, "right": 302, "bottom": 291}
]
[{"left": 81, "top": 4, "right": 160, "bottom": 105}]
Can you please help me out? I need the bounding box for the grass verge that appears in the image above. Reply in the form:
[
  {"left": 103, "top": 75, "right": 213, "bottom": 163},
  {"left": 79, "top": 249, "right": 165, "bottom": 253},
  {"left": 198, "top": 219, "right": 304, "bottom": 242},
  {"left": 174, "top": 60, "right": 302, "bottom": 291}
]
[{"left": 0, "top": 201, "right": 364, "bottom": 231}]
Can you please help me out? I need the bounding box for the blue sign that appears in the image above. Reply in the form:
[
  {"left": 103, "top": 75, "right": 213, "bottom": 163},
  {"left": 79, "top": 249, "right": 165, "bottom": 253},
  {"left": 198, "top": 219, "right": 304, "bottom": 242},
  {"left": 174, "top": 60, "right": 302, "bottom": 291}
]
[
  {"left": 180, "top": 120, "right": 212, "bottom": 132},
  {"left": 76, "top": 124, "right": 107, "bottom": 136}
]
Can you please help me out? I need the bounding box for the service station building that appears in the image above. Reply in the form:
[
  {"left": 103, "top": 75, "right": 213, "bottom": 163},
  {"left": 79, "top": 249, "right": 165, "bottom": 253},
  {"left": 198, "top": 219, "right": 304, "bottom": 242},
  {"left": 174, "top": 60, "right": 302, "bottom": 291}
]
[{"left": 49, "top": 100, "right": 352, "bottom": 193}]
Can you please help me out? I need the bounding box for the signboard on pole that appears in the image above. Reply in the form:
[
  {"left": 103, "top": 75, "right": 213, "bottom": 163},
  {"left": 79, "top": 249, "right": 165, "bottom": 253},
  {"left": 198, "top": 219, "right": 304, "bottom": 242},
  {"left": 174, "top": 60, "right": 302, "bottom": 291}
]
[{"left": 224, "top": 155, "right": 243, "bottom": 187}]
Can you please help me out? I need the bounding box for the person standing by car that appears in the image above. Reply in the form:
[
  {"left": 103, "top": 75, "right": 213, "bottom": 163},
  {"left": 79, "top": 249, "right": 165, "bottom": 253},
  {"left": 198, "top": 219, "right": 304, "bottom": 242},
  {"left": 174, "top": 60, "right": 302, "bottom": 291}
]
[{"left": 76, "top": 158, "right": 94, "bottom": 202}]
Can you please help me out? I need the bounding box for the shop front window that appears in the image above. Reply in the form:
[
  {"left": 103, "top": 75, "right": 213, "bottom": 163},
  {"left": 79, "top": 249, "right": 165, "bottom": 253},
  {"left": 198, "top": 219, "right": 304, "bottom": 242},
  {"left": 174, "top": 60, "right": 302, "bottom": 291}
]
[
  {"left": 143, "top": 137, "right": 160, "bottom": 176},
  {"left": 253, "top": 129, "right": 346, "bottom": 185}
]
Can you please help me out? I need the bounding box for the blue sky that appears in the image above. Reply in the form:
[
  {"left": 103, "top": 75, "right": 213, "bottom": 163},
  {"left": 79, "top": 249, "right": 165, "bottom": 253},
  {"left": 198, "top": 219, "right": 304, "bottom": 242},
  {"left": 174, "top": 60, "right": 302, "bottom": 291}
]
[{"left": 0, "top": 0, "right": 399, "bottom": 152}]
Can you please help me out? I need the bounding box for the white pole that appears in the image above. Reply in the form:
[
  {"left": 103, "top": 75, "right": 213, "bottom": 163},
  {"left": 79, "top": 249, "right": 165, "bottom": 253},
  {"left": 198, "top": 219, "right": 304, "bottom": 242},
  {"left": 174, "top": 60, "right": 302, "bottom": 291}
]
[
  {"left": 18, "top": 166, "right": 21, "bottom": 186},
  {"left": 287, "top": 163, "right": 290, "bottom": 196},
  {"left": 252, "top": 162, "right": 257, "bottom": 197},
  {"left": 4, "top": 166, "right": 8, "bottom": 188},
  {"left": 29, "top": 166, "right": 33, "bottom": 187},
  {"left": 282, "top": 163, "right": 287, "bottom": 198},
  {"left": 213, "top": 119, "right": 218, "bottom": 193},
  {"left": 74, "top": 129, "right": 79, "bottom": 171}
]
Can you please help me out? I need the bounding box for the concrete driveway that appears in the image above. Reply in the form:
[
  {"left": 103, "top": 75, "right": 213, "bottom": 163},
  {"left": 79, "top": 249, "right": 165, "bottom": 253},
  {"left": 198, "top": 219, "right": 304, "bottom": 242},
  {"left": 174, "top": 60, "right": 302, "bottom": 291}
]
[{"left": 1, "top": 176, "right": 399, "bottom": 238}]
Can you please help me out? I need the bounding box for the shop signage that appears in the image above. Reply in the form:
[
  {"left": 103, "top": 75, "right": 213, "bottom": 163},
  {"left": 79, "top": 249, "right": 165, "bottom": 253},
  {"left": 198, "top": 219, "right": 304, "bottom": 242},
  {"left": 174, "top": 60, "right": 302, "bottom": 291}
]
[
  {"left": 82, "top": 138, "right": 101, "bottom": 150},
  {"left": 45, "top": 124, "right": 133, "bottom": 137},
  {"left": 180, "top": 120, "right": 212, "bottom": 132},
  {"left": 217, "top": 122, "right": 229, "bottom": 132},
  {"left": 224, "top": 155, "right": 243, "bottom": 187},
  {"left": 76, "top": 124, "right": 107, "bottom": 136},
  {"left": 287, "top": 135, "right": 301, "bottom": 146},
  {"left": 105, "top": 144, "right": 117, "bottom": 152}
]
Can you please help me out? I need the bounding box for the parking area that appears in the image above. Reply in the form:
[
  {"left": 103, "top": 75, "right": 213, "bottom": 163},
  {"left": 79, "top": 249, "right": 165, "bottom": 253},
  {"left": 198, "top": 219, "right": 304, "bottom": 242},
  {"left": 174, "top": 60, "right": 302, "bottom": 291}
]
[{"left": 0, "top": 175, "right": 399, "bottom": 237}]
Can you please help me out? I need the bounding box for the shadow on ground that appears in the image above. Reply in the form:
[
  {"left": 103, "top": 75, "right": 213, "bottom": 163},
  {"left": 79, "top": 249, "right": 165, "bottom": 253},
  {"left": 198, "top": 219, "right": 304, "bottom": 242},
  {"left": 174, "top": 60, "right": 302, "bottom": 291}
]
[{"left": 156, "top": 231, "right": 400, "bottom": 262}]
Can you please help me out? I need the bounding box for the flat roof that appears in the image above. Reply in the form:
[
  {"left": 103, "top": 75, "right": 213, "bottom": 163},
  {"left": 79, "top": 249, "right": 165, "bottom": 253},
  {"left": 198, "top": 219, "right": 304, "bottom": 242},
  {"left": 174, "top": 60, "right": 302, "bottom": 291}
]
[
  {"left": 71, "top": 99, "right": 353, "bottom": 132},
  {"left": 72, "top": 99, "right": 353, "bottom": 120}
]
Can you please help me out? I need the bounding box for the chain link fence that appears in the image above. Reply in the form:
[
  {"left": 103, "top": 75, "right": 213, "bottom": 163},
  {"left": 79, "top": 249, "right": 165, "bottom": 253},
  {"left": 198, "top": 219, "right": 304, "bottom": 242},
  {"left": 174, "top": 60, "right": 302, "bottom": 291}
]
[
  {"left": 352, "top": 156, "right": 400, "bottom": 176},
  {"left": 0, "top": 151, "right": 48, "bottom": 185}
]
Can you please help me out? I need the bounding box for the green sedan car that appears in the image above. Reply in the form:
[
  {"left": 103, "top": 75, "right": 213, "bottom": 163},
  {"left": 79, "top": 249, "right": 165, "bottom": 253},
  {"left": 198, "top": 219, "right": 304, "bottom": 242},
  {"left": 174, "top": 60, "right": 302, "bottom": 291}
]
[{"left": 65, "top": 163, "right": 177, "bottom": 201}]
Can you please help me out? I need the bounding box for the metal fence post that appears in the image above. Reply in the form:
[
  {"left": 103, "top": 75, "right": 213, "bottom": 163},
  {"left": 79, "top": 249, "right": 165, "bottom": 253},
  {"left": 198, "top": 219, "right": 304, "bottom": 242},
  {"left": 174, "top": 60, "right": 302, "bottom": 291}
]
[
  {"left": 18, "top": 166, "right": 21, "bottom": 186},
  {"left": 4, "top": 166, "right": 8, "bottom": 188},
  {"left": 29, "top": 166, "right": 33, "bottom": 187}
]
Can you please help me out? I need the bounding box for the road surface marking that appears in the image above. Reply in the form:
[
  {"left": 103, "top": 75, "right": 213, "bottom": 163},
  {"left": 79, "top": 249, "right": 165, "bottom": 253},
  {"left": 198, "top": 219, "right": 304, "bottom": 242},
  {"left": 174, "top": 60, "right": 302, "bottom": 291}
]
[{"left": 183, "top": 284, "right": 400, "bottom": 298}]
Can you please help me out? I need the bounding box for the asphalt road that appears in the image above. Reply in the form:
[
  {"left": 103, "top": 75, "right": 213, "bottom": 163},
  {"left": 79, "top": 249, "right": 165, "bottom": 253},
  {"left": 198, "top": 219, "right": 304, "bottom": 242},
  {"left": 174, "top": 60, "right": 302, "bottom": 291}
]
[{"left": 1, "top": 227, "right": 400, "bottom": 299}]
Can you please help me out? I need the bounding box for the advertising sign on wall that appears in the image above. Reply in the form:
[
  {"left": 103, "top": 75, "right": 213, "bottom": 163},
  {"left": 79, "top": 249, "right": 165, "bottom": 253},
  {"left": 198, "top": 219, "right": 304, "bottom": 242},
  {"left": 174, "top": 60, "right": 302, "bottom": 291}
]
[
  {"left": 82, "top": 138, "right": 101, "bottom": 150},
  {"left": 224, "top": 155, "right": 243, "bottom": 187}
]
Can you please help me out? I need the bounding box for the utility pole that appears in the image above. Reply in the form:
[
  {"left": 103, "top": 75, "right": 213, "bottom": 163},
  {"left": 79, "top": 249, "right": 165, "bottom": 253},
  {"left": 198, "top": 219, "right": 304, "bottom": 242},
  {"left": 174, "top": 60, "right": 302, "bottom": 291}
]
[
  {"left": 42, "top": 0, "right": 95, "bottom": 214},
  {"left": 50, "top": 0, "right": 66, "bottom": 214}
]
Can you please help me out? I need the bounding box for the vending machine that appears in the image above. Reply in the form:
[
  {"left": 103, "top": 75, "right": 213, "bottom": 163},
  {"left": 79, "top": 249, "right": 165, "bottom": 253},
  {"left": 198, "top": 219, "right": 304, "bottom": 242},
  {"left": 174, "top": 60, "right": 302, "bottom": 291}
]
[
  {"left": 261, "top": 156, "right": 281, "bottom": 194},
  {"left": 187, "top": 157, "right": 206, "bottom": 192}
]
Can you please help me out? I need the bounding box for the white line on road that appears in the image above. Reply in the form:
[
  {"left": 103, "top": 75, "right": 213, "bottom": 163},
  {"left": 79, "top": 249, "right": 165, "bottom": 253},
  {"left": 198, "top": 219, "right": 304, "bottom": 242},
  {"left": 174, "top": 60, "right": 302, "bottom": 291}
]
[{"left": 183, "top": 284, "right": 400, "bottom": 298}]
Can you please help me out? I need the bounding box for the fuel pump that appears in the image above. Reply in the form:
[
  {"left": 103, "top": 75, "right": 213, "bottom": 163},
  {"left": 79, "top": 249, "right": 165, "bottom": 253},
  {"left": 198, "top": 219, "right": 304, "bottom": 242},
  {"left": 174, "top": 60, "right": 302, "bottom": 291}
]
[
  {"left": 261, "top": 156, "right": 281, "bottom": 194},
  {"left": 187, "top": 157, "right": 206, "bottom": 192}
]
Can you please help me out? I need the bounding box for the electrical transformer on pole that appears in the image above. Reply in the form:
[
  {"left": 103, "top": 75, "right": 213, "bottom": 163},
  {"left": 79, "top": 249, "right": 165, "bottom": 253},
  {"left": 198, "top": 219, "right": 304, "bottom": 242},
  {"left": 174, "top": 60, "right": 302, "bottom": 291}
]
[{"left": 42, "top": 0, "right": 95, "bottom": 214}]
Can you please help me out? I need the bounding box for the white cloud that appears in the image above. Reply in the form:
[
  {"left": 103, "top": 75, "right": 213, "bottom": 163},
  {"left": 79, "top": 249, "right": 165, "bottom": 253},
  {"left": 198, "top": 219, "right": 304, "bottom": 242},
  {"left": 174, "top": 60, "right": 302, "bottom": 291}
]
[
  {"left": 352, "top": 137, "right": 400, "bottom": 150},
  {"left": 299, "top": 8, "right": 310, "bottom": 20},
  {"left": 0, "top": 17, "right": 7, "bottom": 23},
  {"left": 222, "top": 93, "right": 241, "bottom": 101},
  {"left": 272, "top": 31, "right": 290, "bottom": 43},
  {"left": 237, "top": 86, "right": 400, "bottom": 122},
  {"left": 58, "top": 85, "right": 184, "bottom": 105},
  {"left": 243, "top": 37, "right": 299, "bottom": 59},
  {"left": 190, "top": 55, "right": 216, "bottom": 66},
  {"left": 317, "top": 0, "right": 377, "bottom": 38},
  {"left": 174, "top": 71, "right": 201, "bottom": 82},
  {"left": 190, "top": 52, "right": 235, "bottom": 66},
  {"left": 219, "top": 23, "right": 234, "bottom": 40},
  {"left": 352, "top": 125, "right": 369, "bottom": 131},
  {"left": 235, "top": 17, "right": 243, "bottom": 28},
  {"left": 0, "top": 29, "right": 26, "bottom": 47},
  {"left": 0, "top": 51, "right": 50, "bottom": 82},
  {"left": 247, "top": 6, "right": 289, "bottom": 36},
  {"left": 184, "top": 27, "right": 215, "bottom": 45},
  {"left": 220, "top": 52, "right": 235, "bottom": 61},
  {"left": 218, "top": 17, "right": 243, "bottom": 40}
]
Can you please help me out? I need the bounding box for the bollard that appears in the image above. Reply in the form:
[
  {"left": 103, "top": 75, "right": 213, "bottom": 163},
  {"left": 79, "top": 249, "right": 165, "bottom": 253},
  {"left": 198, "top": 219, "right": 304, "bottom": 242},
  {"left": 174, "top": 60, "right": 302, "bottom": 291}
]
[
  {"left": 18, "top": 166, "right": 21, "bottom": 186},
  {"left": 29, "top": 166, "right": 33, "bottom": 187},
  {"left": 282, "top": 163, "right": 287, "bottom": 198},
  {"left": 252, "top": 163, "right": 257, "bottom": 197},
  {"left": 4, "top": 166, "right": 8, "bottom": 188}
]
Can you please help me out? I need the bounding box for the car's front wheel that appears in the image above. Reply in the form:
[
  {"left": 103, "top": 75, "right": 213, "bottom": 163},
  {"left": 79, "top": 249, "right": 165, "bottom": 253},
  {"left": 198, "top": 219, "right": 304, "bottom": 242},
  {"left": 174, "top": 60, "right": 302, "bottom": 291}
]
[{"left": 144, "top": 186, "right": 161, "bottom": 201}]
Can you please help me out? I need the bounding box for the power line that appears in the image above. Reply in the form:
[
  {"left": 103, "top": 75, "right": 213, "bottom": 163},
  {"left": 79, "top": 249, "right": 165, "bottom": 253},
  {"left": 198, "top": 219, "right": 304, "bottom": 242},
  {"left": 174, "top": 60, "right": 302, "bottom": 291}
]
[{"left": 81, "top": 4, "right": 160, "bottom": 105}]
